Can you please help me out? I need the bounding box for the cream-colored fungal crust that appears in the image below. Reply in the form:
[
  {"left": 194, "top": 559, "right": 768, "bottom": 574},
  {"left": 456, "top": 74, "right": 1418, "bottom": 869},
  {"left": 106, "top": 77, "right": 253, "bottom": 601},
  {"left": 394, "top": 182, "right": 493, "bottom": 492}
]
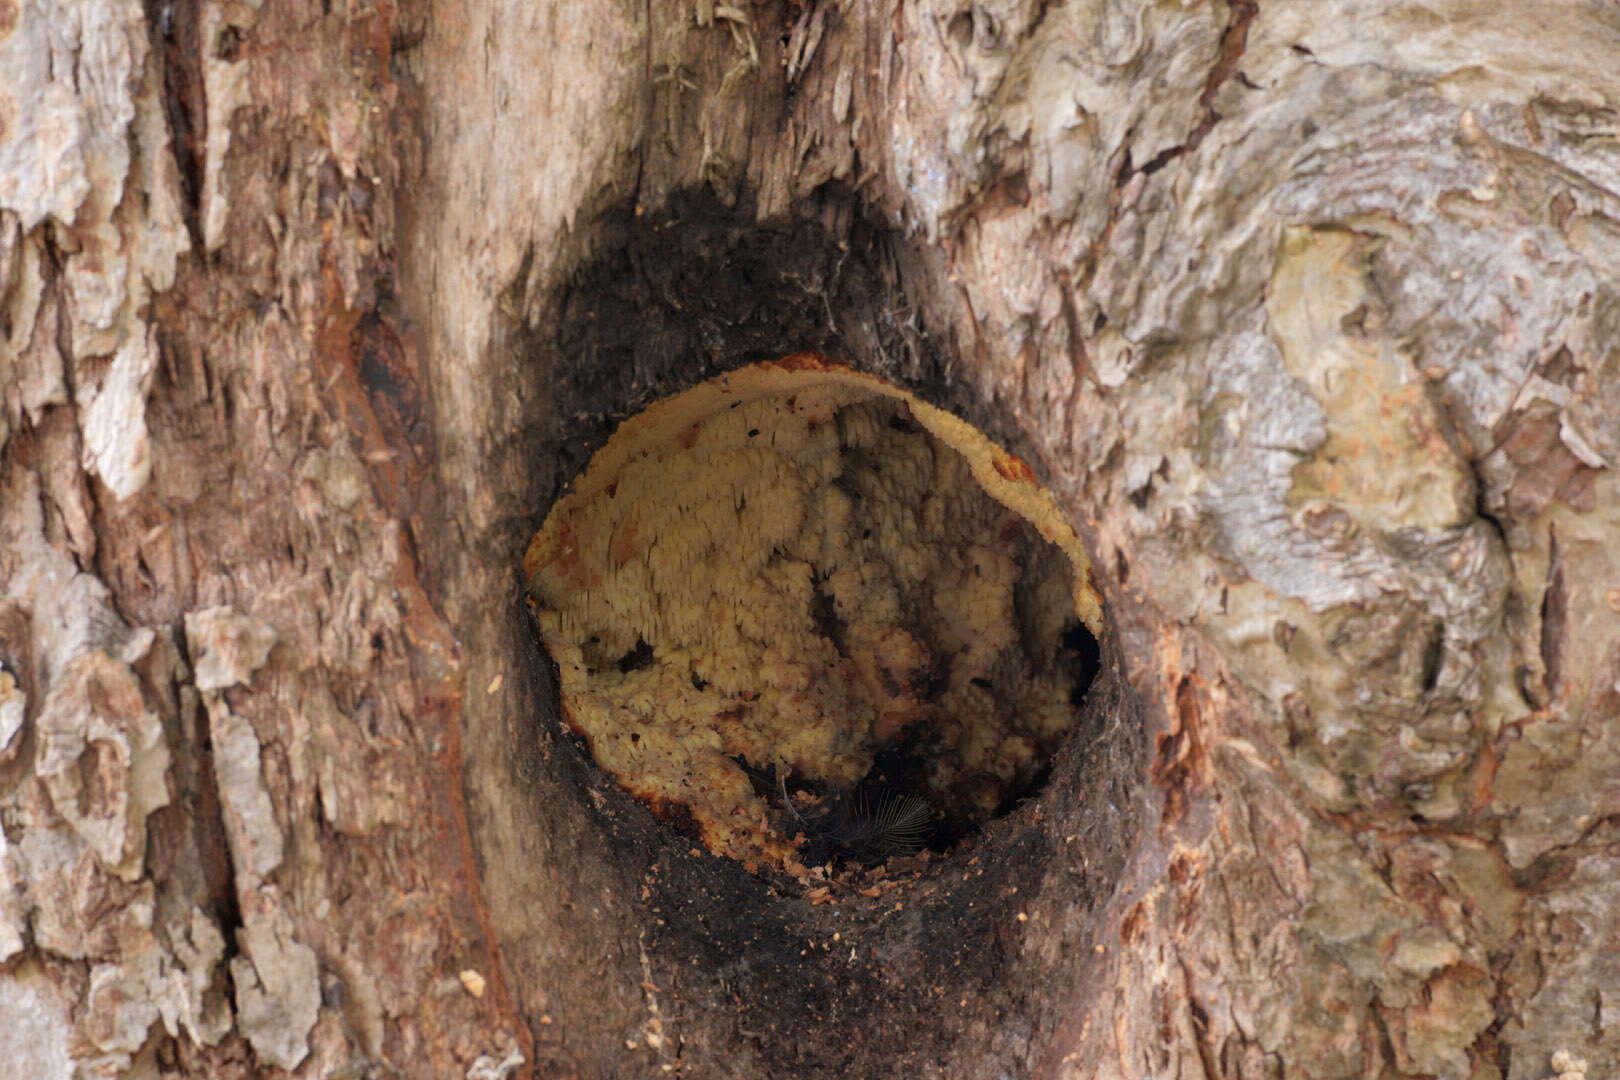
[{"left": 525, "top": 356, "right": 1101, "bottom": 875}]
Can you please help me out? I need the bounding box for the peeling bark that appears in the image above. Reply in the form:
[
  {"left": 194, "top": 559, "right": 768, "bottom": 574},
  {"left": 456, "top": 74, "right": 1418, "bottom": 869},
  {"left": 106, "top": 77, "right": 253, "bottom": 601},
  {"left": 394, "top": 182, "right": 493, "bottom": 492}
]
[{"left": 3, "top": 0, "right": 1620, "bottom": 1078}]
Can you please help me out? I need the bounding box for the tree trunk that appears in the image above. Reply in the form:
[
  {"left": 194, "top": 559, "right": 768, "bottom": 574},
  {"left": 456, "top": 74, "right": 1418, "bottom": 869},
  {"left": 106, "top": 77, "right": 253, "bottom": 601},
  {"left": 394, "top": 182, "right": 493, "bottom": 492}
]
[{"left": 4, "top": 0, "right": 1619, "bottom": 1077}]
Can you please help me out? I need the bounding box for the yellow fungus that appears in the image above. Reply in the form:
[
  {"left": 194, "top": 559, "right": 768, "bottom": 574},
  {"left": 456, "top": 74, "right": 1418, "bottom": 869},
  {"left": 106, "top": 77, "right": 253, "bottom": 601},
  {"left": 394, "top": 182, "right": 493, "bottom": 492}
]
[{"left": 525, "top": 356, "right": 1100, "bottom": 876}]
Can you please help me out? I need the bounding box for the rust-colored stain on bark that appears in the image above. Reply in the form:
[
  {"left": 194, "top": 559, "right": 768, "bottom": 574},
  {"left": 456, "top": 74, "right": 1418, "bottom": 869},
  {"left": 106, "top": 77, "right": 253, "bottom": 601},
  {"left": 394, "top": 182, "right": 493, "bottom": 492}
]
[
  {"left": 1167, "top": 852, "right": 1201, "bottom": 886},
  {"left": 311, "top": 291, "right": 531, "bottom": 1078},
  {"left": 1119, "top": 901, "right": 1148, "bottom": 945},
  {"left": 1464, "top": 740, "right": 1500, "bottom": 814},
  {"left": 313, "top": 300, "right": 434, "bottom": 525},
  {"left": 347, "top": 3, "right": 396, "bottom": 88},
  {"left": 355, "top": 313, "right": 425, "bottom": 448},
  {"left": 1493, "top": 400, "right": 1601, "bottom": 522},
  {"left": 1153, "top": 675, "right": 1210, "bottom": 827}
]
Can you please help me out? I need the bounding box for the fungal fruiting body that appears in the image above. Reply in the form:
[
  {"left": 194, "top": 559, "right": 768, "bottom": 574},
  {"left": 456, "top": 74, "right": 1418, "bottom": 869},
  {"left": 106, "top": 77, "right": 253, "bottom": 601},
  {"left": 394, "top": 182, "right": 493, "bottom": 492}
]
[{"left": 524, "top": 356, "right": 1101, "bottom": 878}]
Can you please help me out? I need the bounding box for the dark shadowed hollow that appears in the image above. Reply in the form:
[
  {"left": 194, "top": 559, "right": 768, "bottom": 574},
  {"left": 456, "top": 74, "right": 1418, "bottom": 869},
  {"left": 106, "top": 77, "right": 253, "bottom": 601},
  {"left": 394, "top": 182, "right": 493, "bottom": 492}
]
[{"left": 463, "top": 190, "right": 1147, "bottom": 1078}]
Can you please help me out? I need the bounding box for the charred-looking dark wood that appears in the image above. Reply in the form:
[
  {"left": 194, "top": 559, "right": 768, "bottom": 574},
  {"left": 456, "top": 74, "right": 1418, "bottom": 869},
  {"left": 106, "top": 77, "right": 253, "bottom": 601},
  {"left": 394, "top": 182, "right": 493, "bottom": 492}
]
[
  {"left": 483, "top": 192, "right": 1143, "bottom": 1077},
  {"left": 6, "top": 0, "right": 1620, "bottom": 1077}
]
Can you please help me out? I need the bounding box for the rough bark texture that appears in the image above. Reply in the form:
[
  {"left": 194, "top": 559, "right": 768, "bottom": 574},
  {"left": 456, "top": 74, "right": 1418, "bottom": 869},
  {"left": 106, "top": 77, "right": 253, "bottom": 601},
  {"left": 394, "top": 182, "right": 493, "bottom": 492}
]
[{"left": 3, "top": 1, "right": 1620, "bottom": 1078}]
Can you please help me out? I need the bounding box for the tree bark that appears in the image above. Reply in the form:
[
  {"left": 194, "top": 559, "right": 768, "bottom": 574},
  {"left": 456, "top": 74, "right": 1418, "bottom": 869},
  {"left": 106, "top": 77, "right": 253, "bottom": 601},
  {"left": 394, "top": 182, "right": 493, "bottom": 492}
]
[{"left": 3, "top": 1, "right": 1619, "bottom": 1078}]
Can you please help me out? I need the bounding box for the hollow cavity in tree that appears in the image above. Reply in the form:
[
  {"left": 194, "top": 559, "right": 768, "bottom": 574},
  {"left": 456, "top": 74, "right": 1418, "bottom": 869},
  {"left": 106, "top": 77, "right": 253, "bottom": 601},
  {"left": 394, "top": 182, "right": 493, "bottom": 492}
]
[{"left": 524, "top": 355, "right": 1103, "bottom": 878}]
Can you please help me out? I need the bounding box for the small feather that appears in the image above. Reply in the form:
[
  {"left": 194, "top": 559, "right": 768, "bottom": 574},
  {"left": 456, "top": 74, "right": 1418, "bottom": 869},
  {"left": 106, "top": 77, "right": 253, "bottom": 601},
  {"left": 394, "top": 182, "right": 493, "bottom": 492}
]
[{"left": 833, "top": 790, "right": 932, "bottom": 856}]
